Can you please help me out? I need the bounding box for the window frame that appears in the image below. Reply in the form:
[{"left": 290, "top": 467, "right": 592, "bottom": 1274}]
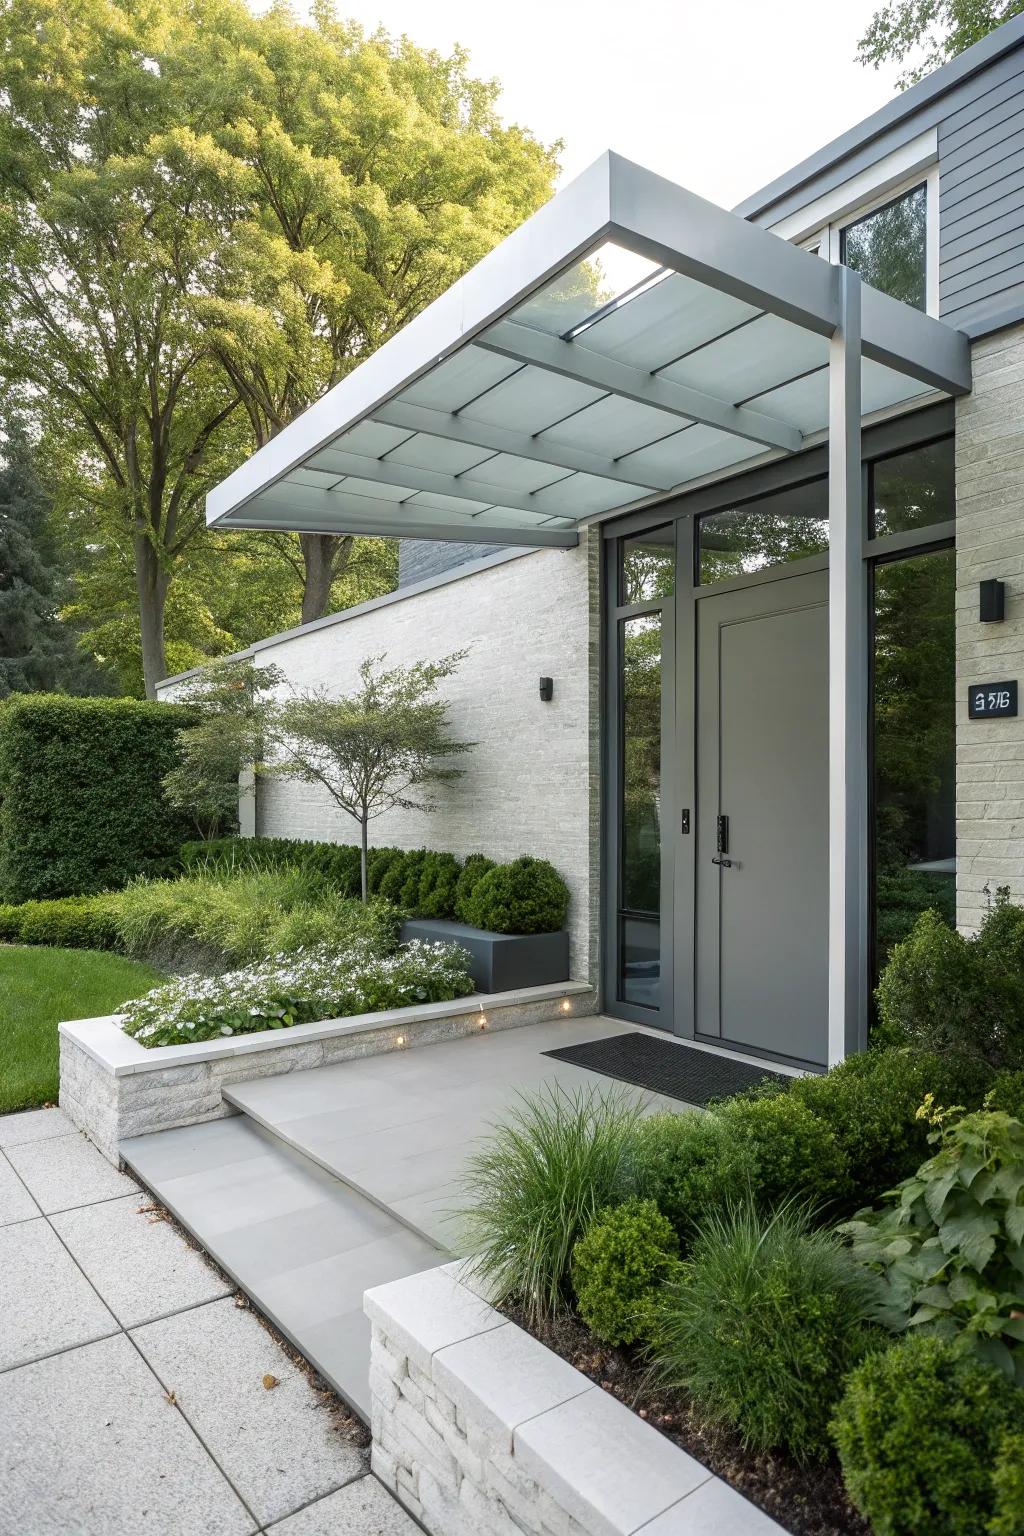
[{"left": 798, "top": 163, "right": 939, "bottom": 317}]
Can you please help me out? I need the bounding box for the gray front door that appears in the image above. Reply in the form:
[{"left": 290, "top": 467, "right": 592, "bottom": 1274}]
[{"left": 695, "top": 569, "right": 829, "bottom": 1066}]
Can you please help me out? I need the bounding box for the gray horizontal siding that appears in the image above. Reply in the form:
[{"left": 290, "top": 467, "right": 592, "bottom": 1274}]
[
  {"left": 398, "top": 538, "right": 507, "bottom": 587},
  {"left": 939, "top": 60, "right": 1024, "bottom": 331}
]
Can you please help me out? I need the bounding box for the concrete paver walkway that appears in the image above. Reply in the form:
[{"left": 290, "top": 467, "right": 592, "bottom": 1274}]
[{"left": 0, "top": 1107, "right": 419, "bottom": 1536}]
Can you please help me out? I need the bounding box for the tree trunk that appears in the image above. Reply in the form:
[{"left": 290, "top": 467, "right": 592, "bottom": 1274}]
[
  {"left": 135, "top": 531, "right": 168, "bottom": 700},
  {"left": 300, "top": 532, "right": 348, "bottom": 624},
  {"left": 360, "top": 816, "right": 369, "bottom": 903}
]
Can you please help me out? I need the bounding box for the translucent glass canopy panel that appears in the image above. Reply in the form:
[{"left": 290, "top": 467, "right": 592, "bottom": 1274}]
[{"left": 207, "top": 153, "right": 970, "bottom": 545}]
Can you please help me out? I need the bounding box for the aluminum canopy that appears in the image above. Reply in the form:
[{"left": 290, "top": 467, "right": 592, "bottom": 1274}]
[{"left": 206, "top": 152, "right": 972, "bottom": 546}]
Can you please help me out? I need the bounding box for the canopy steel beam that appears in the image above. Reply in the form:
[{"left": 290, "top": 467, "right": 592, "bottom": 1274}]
[
  {"left": 307, "top": 446, "right": 585, "bottom": 516},
  {"left": 476, "top": 321, "right": 804, "bottom": 454},
  {"left": 222, "top": 488, "right": 579, "bottom": 547},
  {"left": 373, "top": 401, "right": 678, "bottom": 491}
]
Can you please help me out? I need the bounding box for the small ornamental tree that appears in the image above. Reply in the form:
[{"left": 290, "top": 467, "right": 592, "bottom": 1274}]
[
  {"left": 163, "top": 658, "right": 283, "bottom": 839},
  {"left": 271, "top": 652, "right": 473, "bottom": 899}
]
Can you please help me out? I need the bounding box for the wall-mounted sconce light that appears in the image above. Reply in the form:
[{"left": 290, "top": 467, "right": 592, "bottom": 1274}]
[
  {"left": 980, "top": 579, "right": 1006, "bottom": 623},
  {"left": 539, "top": 677, "right": 554, "bottom": 702}
]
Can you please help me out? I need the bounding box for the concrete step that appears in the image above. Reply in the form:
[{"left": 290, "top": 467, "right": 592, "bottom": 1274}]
[
  {"left": 222, "top": 1013, "right": 646, "bottom": 1252},
  {"left": 121, "top": 1115, "right": 443, "bottom": 1421}
]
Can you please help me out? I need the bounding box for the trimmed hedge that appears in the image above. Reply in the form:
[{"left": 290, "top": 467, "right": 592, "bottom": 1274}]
[
  {"left": 0, "top": 893, "right": 119, "bottom": 949},
  {"left": 0, "top": 695, "right": 197, "bottom": 902},
  {"left": 179, "top": 837, "right": 569, "bottom": 935}
]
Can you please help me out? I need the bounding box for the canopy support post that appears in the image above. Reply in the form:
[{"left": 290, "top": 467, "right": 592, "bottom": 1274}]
[{"left": 828, "top": 266, "right": 869, "bottom": 1066}]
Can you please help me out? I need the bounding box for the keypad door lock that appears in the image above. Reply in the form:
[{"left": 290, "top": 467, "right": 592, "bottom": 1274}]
[{"left": 712, "top": 813, "right": 733, "bottom": 868}]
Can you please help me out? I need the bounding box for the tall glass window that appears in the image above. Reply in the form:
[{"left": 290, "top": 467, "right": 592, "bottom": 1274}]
[
  {"left": 841, "top": 184, "right": 927, "bottom": 311},
  {"left": 872, "top": 546, "right": 956, "bottom": 971},
  {"left": 615, "top": 527, "right": 672, "bottom": 1012}
]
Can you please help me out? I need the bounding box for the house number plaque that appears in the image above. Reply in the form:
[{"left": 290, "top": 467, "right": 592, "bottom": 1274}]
[{"left": 968, "top": 680, "right": 1018, "bottom": 720}]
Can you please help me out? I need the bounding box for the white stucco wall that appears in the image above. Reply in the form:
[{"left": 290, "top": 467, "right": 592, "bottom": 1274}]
[
  {"left": 162, "top": 538, "right": 601, "bottom": 981},
  {"left": 956, "top": 322, "right": 1024, "bottom": 932}
]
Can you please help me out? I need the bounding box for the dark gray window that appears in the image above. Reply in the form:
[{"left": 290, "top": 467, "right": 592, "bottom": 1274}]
[
  {"left": 619, "top": 610, "right": 662, "bottom": 1009},
  {"left": 871, "top": 545, "right": 955, "bottom": 973},
  {"left": 841, "top": 184, "right": 927, "bottom": 311},
  {"left": 697, "top": 478, "right": 829, "bottom": 584},
  {"left": 870, "top": 436, "right": 954, "bottom": 538}
]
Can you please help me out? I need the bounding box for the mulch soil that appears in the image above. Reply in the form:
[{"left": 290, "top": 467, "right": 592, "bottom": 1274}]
[{"left": 505, "top": 1303, "right": 870, "bottom": 1536}]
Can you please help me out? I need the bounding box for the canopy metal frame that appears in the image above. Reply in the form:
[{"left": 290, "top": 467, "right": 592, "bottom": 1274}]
[{"left": 207, "top": 150, "right": 973, "bottom": 1062}]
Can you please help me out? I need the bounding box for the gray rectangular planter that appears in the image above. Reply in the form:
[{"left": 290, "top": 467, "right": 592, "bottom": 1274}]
[{"left": 400, "top": 918, "right": 569, "bottom": 992}]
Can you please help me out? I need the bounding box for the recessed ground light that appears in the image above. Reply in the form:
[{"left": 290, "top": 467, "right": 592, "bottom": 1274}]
[
  {"left": 560, "top": 999, "right": 572, "bottom": 1014},
  {"left": 395, "top": 1034, "right": 406, "bottom": 1046}
]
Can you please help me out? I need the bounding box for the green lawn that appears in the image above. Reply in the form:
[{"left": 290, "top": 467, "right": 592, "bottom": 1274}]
[{"left": 0, "top": 946, "right": 166, "bottom": 1115}]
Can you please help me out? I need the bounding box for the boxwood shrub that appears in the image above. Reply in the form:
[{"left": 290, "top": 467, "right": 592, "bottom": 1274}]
[
  {"left": 832, "top": 1334, "right": 1024, "bottom": 1535},
  {"left": 0, "top": 695, "right": 197, "bottom": 902},
  {"left": 461, "top": 855, "right": 569, "bottom": 935},
  {"left": 453, "top": 854, "right": 495, "bottom": 923},
  {"left": 571, "top": 1197, "right": 681, "bottom": 1346}
]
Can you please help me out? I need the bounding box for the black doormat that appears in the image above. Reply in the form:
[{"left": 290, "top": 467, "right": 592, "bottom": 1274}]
[{"left": 543, "top": 1031, "right": 789, "bottom": 1107}]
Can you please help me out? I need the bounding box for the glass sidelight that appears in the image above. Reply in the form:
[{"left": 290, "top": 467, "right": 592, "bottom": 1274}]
[{"left": 612, "top": 527, "right": 673, "bottom": 1014}]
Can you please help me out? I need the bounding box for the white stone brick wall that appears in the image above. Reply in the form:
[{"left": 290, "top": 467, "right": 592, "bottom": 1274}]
[
  {"left": 956, "top": 323, "right": 1024, "bottom": 930},
  {"left": 59, "top": 983, "right": 595, "bottom": 1164},
  {"left": 238, "top": 538, "right": 601, "bottom": 982},
  {"left": 365, "top": 1264, "right": 782, "bottom": 1536}
]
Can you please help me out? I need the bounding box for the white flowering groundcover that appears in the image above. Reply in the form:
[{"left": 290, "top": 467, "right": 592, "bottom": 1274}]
[{"left": 119, "top": 939, "right": 475, "bottom": 1048}]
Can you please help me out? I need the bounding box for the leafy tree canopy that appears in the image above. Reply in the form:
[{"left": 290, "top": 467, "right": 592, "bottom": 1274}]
[
  {"left": 0, "top": 0, "right": 558, "bottom": 694},
  {"left": 858, "top": 0, "right": 1024, "bottom": 84}
]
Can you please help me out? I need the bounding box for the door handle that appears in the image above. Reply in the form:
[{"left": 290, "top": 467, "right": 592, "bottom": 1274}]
[{"left": 711, "top": 856, "right": 733, "bottom": 867}]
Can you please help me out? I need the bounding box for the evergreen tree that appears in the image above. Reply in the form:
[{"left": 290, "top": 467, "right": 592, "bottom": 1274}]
[{"left": 0, "top": 427, "right": 112, "bottom": 697}]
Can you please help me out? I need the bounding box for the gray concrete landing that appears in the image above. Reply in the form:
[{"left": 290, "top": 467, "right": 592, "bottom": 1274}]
[{"left": 224, "top": 1012, "right": 668, "bottom": 1250}]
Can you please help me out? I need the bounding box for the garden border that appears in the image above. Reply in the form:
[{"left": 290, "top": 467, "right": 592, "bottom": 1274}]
[
  {"left": 364, "top": 1262, "right": 784, "bottom": 1536},
  {"left": 59, "top": 980, "right": 595, "bottom": 1163}
]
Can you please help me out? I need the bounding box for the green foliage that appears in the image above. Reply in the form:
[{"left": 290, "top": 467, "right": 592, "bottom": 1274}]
[
  {"left": 857, "top": 0, "right": 1024, "bottom": 87},
  {"left": 0, "top": 421, "right": 113, "bottom": 699},
  {"left": 570, "top": 1198, "right": 680, "bottom": 1346},
  {"left": 875, "top": 865, "right": 956, "bottom": 957},
  {"left": 989, "top": 1070, "right": 1024, "bottom": 1121},
  {"left": 271, "top": 653, "right": 474, "bottom": 898},
  {"left": 832, "top": 1334, "right": 1024, "bottom": 1536},
  {"left": 0, "top": 695, "right": 196, "bottom": 902},
  {"left": 627, "top": 1110, "right": 756, "bottom": 1243},
  {"left": 0, "top": 0, "right": 558, "bottom": 692},
  {"left": 5, "top": 893, "right": 119, "bottom": 949},
  {"left": 654, "top": 1201, "right": 878, "bottom": 1462},
  {"left": 717, "top": 1092, "right": 851, "bottom": 1211},
  {"left": 163, "top": 658, "right": 283, "bottom": 839},
  {"left": 178, "top": 838, "right": 567, "bottom": 933},
  {"left": 786, "top": 1046, "right": 992, "bottom": 1209},
  {"left": 417, "top": 852, "right": 461, "bottom": 920},
  {"left": 453, "top": 855, "right": 496, "bottom": 923},
  {"left": 460, "top": 1085, "right": 643, "bottom": 1327},
  {"left": 990, "top": 1434, "right": 1024, "bottom": 1536},
  {"left": 180, "top": 835, "right": 366, "bottom": 896},
  {"left": 461, "top": 856, "right": 570, "bottom": 935},
  {"left": 113, "top": 867, "right": 399, "bottom": 965},
  {"left": 377, "top": 848, "right": 428, "bottom": 908},
  {"left": 841, "top": 1104, "right": 1024, "bottom": 1381},
  {"left": 120, "top": 939, "right": 474, "bottom": 1047},
  {"left": 877, "top": 894, "right": 1024, "bottom": 1069}
]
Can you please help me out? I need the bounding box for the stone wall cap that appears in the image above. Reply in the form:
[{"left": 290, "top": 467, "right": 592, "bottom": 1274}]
[
  {"left": 367, "top": 1261, "right": 788, "bottom": 1535},
  {"left": 58, "top": 980, "right": 593, "bottom": 1077},
  {"left": 364, "top": 1264, "right": 503, "bottom": 1375}
]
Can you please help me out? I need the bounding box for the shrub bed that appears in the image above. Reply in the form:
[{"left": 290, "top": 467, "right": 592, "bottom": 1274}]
[
  {"left": 0, "top": 695, "right": 197, "bottom": 902},
  {"left": 119, "top": 938, "right": 474, "bottom": 1047},
  {"left": 459, "top": 1030, "right": 1024, "bottom": 1535},
  {"left": 179, "top": 836, "right": 569, "bottom": 935}
]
